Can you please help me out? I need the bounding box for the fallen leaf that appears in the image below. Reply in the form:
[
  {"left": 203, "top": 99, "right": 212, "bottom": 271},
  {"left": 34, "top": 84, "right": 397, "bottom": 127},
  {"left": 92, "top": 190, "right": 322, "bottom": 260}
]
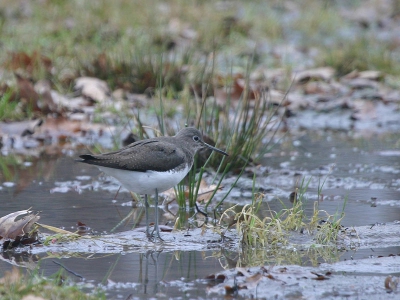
[
  {"left": 351, "top": 99, "right": 377, "bottom": 120},
  {"left": 0, "top": 210, "right": 39, "bottom": 240},
  {"left": 196, "top": 182, "right": 223, "bottom": 204},
  {"left": 214, "top": 73, "right": 257, "bottom": 107},
  {"left": 293, "top": 67, "right": 335, "bottom": 84},
  {"left": 311, "top": 271, "right": 330, "bottom": 280},
  {"left": 385, "top": 275, "right": 399, "bottom": 292},
  {"left": 4, "top": 51, "right": 52, "bottom": 75},
  {"left": 15, "top": 74, "right": 40, "bottom": 111},
  {"left": 75, "top": 77, "right": 111, "bottom": 103},
  {"left": 14, "top": 75, "right": 59, "bottom": 114},
  {"left": 358, "top": 70, "right": 383, "bottom": 81},
  {"left": 161, "top": 179, "right": 223, "bottom": 204},
  {"left": 245, "top": 273, "right": 263, "bottom": 284},
  {"left": 345, "top": 78, "right": 379, "bottom": 89}
]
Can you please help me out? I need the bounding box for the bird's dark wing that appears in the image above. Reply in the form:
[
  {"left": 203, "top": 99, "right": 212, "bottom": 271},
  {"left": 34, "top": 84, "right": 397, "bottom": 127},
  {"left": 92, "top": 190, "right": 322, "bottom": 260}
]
[{"left": 78, "top": 140, "right": 186, "bottom": 172}]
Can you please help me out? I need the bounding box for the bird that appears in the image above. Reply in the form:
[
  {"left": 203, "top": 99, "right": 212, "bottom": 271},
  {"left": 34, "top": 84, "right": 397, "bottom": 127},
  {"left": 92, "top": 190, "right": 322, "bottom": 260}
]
[{"left": 78, "top": 127, "right": 228, "bottom": 241}]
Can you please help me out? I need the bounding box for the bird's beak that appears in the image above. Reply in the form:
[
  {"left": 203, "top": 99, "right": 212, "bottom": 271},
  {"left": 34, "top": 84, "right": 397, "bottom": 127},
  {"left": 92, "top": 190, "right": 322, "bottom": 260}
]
[{"left": 203, "top": 142, "right": 229, "bottom": 156}]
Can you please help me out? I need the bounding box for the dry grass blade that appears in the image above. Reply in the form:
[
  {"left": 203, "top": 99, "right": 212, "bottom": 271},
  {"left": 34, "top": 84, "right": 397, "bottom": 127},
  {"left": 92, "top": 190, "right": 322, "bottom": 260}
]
[
  {"left": 220, "top": 196, "right": 286, "bottom": 248},
  {"left": 36, "top": 223, "right": 79, "bottom": 235}
]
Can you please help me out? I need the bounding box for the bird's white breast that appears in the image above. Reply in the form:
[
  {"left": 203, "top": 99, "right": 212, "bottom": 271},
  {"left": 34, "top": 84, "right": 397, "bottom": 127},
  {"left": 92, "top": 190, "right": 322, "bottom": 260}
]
[{"left": 97, "top": 165, "right": 190, "bottom": 195}]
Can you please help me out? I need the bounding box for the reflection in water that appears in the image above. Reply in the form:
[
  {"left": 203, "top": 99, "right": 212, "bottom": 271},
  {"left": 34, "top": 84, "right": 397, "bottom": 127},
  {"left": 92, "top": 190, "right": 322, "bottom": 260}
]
[
  {"left": 1, "top": 132, "right": 400, "bottom": 297},
  {"left": 0, "top": 244, "right": 349, "bottom": 298}
]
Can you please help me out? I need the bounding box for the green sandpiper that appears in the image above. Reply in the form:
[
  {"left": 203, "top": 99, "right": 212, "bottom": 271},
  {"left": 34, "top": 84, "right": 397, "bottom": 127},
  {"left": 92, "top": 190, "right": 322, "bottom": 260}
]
[{"left": 78, "top": 127, "right": 228, "bottom": 240}]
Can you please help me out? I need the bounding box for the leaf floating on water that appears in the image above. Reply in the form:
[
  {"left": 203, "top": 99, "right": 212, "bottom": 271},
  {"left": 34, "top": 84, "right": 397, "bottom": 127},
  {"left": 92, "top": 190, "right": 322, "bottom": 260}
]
[
  {"left": 161, "top": 179, "right": 223, "bottom": 204},
  {"left": 385, "top": 275, "right": 399, "bottom": 293},
  {"left": 196, "top": 180, "right": 223, "bottom": 204},
  {"left": 0, "top": 210, "right": 40, "bottom": 241},
  {"left": 244, "top": 273, "right": 263, "bottom": 287},
  {"left": 159, "top": 225, "right": 173, "bottom": 232},
  {"left": 76, "top": 221, "right": 91, "bottom": 235},
  {"left": 311, "top": 271, "right": 330, "bottom": 280}
]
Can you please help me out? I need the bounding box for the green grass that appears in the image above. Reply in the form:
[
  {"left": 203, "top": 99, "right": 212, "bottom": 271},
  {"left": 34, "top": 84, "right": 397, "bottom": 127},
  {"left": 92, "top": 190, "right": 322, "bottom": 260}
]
[
  {"left": 1, "top": 0, "right": 398, "bottom": 98},
  {"left": 0, "top": 91, "right": 22, "bottom": 121},
  {"left": 0, "top": 268, "right": 104, "bottom": 300},
  {"left": 320, "top": 36, "right": 400, "bottom": 76},
  {"left": 219, "top": 175, "right": 346, "bottom": 248}
]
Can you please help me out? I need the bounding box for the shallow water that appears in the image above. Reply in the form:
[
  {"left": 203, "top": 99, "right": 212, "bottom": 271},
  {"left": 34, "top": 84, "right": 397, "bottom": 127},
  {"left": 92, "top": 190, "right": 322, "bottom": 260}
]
[{"left": 1, "top": 131, "right": 400, "bottom": 298}]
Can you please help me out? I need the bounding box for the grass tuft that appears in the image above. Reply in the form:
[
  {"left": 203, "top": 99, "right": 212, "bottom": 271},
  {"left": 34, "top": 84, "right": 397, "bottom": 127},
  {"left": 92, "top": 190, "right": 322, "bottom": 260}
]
[{"left": 0, "top": 267, "right": 104, "bottom": 300}]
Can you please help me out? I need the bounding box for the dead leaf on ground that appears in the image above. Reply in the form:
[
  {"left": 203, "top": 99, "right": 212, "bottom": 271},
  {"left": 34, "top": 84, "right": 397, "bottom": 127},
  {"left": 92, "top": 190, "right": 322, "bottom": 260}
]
[
  {"left": 74, "top": 77, "right": 111, "bottom": 103},
  {"left": 15, "top": 75, "right": 58, "bottom": 114},
  {"left": 241, "top": 273, "right": 263, "bottom": 288},
  {"left": 342, "top": 77, "right": 379, "bottom": 89},
  {"left": 0, "top": 210, "right": 40, "bottom": 240},
  {"left": 4, "top": 51, "right": 52, "bottom": 75},
  {"left": 304, "top": 81, "right": 336, "bottom": 95},
  {"left": 287, "top": 92, "right": 313, "bottom": 110},
  {"left": 196, "top": 179, "right": 223, "bottom": 203},
  {"left": 293, "top": 67, "right": 335, "bottom": 84},
  {"left": 15, "top": 74, "right": 40, "bottom": 111},
  {"left": 214, "top": 73, "right": 257, "bottom": 106},
  {"left": 358, "top": 70, "right": 383, "bottom": 81},
  {"left": 351, "top": 99, "right": 377, "bottom": 120}
]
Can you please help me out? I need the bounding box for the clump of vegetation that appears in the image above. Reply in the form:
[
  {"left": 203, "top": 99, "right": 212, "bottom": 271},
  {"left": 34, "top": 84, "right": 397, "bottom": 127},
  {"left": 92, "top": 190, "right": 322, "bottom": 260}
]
[
  {"left": 0, "top": 91, "right": 22, "bottom": 121},
  {"left": 221, "top": 194, "right": 287, "bottom": 248},
  {"left": 219, "top": 176, "right": 346, "bottom": 249},
  {"left": 320, "top": 36, "right": 400, "bottom": 77},
  {"left": 0, "top": 268, "right": 104, "bottom": 300}
]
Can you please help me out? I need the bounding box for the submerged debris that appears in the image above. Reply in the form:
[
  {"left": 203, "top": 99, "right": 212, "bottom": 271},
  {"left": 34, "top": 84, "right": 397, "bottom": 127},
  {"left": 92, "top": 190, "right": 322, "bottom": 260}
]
[{"left": 0, "top": 210, "right": 40, "bottom": 250}]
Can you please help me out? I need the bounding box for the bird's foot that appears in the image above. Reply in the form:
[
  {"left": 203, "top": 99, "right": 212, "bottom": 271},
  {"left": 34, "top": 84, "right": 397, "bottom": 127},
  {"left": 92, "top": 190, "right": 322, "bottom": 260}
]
[{"left": 149, "top": 227, "right": 164, "bottom": 242}]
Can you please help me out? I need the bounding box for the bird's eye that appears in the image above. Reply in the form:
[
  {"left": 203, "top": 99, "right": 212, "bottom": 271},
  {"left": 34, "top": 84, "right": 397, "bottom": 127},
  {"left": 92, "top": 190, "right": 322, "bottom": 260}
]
[{"left": 193, "top": 136, "right": 200, "bottom": 142}]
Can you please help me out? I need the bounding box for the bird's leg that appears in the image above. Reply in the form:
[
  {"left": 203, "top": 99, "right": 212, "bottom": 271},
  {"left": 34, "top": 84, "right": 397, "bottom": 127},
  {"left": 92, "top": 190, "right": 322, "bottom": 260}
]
[
  {"left": 151, "top": 188, "right": 163, "bottom": 241},
  {"left": 144, "top": 194, "right": 150, "bottom": 238}
]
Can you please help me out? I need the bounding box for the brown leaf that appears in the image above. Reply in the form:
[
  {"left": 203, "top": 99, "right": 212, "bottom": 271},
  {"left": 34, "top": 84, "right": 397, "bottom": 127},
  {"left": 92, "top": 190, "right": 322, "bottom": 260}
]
[
  {"left": 196, "top": 181, "right": 223, "bottom": 204},
  {"left": 15, "top": 74, "right": 40, "bottom": 111},
  {"left": 385, "top": 275, "right": 399, "bottom": 292},
  {"left": 311, "top": 271, "right": 330, "bottom": 280},
  {"left": 245, "top": 273, "right": 263, "bottom": 284},
  {"left": 4, "top": 51, "right": 52, "bottom": 75},
  {"left": 161, "top": 179, "right": 223, "bottom": 204},
  {"left": 224, "top": 285, "right": 238, "bottom": 295},
  {"left": 214, "top": 74, "right": 257, "bottom": 106},
  {"left": 0, "top": 210, "right": 40, "bottom": 240},
  {"left": 159, "top": 225, "right": 174, "bottom": 232}
]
